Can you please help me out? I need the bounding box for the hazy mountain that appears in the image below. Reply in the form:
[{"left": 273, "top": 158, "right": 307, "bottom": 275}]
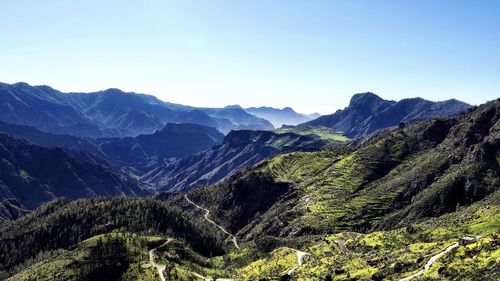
[
  {"left": 0, "top": 121, "right": 224, "bottom": 177},
  {"left": 0, "top": 82, "right": 273, "bottom": 137},
  {"left": 94, "top": 123, "right": 224, "bottom": 174},
  {"left": 245, "top": 106, "right": 316, "bottom": 127},
  {"left": 303, "top": 92, "right": 471, "bottom": 138},
  {"left": 307, "top": 112, "right": 321, "bottom": 119},
  {"left": 0, "top": 133, "right": 146, "bottom": 221},
  {"left": 141, "top": 130, "right": 335, "bottom": 192}
]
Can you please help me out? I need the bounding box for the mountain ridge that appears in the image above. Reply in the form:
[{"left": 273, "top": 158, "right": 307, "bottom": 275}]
[
  {"left": 303, "top": 92, "right": 470, "bottom": 138},
  {"left": 245, "top": 106, "right": 317, "bottom": 127},
  {"left": 0, "top": 82, "right": 274, "bottom": 138},
  {"left": 141, "top": 129, "right": 337, "bottom": 192}
]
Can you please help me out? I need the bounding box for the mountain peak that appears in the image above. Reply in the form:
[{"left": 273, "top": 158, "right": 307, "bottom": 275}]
[
  {"left": 224, "top": 105, "right": 243, "bottom": 109},
  {"left": 101, "top": 88, "right": 126, "bottom": 95},
  {"left": 348, "top": 92, "right": 385, "bottom": 107}
]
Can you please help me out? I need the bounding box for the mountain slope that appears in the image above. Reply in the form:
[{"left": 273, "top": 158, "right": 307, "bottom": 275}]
[
  {"left": 0, "top": 133, "right": 146, "bottom": 220},
  {"left": 185, "top": 98, "right": 498, "bottom": 238},
  {"left": 141, "top": 130, "right": 337, "bottom": 192},
  {"left": 94, "top": 123, "right": 224, "bottom": 174},
  {"left": 0, "top": 121, "right": 224, "bottom": 177},
  {"left": 0, "top": 82, "right": 273, "bottom": 137},
  {"left": 303, "top": 92, "right": 470, "bottom": 138},
  {"left": 0, "top": 197, "right": 227, "bottom": 279},
  {"left": 245, "top": 106, "right": 316, "bottom": 127}
]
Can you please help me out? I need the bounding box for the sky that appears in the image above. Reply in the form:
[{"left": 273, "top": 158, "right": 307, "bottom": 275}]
[{"left": 0, "top": 1, "right": 499, "bottom": 114}]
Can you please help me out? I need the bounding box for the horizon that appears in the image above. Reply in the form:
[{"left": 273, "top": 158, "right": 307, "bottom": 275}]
[
  {"left": 1, "top": 1, "right": 499, "bottom": 114},
  {"left": 3, "top": 80, "right": 483, "bottom": 116}
]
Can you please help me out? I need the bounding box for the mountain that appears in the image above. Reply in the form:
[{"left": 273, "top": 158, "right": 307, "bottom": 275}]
[
  {"left": 0, "top": 121, "right": 224, "bottom": 179},
  {"left": 307, "top": 112, "right": 321, "bottom": 119},
  {"left": 245, "top": 106, "right": 317, "bottom": 127},
  {"left": 2, "top": 99, "right": 498, "bottom": 281},
  {"left": 0, "top": 133, "right": 146, "bottom": 221},
  {"left": 141, "top": 129, "right": 338, "bottom": 192},
  {"left": 0, "top": 197, "right": 227, "bottom": 280},
  {"left": 0, "top": 82, "right": 273, "bottom": 137},
  {"left": 94, "top": 123, "right": 224, "bottom": 174},
  {"left": 184, "top": 99, "right": 498, "bottom": 238},
  {"left": 303, "top": 92, "right": 471, "bottom": 138}
]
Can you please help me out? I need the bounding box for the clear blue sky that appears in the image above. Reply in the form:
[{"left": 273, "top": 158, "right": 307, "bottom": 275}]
[{"left": 0, "top": 1, "right": 499, "bottom": 114}]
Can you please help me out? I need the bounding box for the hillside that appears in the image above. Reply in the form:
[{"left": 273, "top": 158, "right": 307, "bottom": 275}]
[
  {"left": 141, "top": 129, "right": 341, "bottom": 192},
  {"left": 94, "top": 123, "right": 224, "bottom": 174},
  {"left": 0, "top": 82, "right": 273, "bottom": 137},
  {"left": 0, "top": 133, "right": 146, "bottom": 221},
  {"left": 303, "top": 92, "right": 470, "bottom": 138},
  {"left": 0, "top": 197, "right": 227, "bottom": 280},
  {"left": 186, "top": 98, "right": 498, "bottom": 238},
  {"left": 0, "top": 121, "right": 224, "bottom": 178}
]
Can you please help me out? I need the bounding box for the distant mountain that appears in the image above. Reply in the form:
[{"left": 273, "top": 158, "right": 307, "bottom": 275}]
[
  {"left": 94, "top": 123, "right": 224, "bottom": 175},
  {"left": 303, "top": 92, "right": 471, "bottom": 138},
  {"left": 0, "top": 82, "right": 273, "bottom": 137},
  {"left": 202, "top": 106, "right": 274, "bottom": 133},
  {"left": 0, "top": 121, "right": 224, "bottom": 177},
  {"left": 141, "top": 130, "right": 334, "bottom": 192},
  {"left": 0, "top": 133, "right": 146, "bottom": 221},
  {"left": 307, "top": 112, "right": 321, "bottom": 119},
  {"left": 245, "top": 106, "right": 316, "bottom": 127}
]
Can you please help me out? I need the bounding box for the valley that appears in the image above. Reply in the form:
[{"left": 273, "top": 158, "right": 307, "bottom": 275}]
[{"left": 0, "top": 83, "right": 497, "bottom": 280}]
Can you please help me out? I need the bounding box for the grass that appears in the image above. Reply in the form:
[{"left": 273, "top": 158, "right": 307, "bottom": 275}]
[{"left": 275, "top": 125, "right": 350, "bottom": 142}]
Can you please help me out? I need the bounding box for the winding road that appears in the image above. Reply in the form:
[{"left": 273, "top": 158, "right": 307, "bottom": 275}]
[
  {"left": 149, "top": 238, "right": 172, "bottom": 281},
  {"left": 398, "top": 242, "right": 459, "bottom": 281},
  {"left": 184, "top": 195, "right": 309, "bottom": 279},
  {"left": 185, "top": 195, "right": 240, "bottom": 249}
]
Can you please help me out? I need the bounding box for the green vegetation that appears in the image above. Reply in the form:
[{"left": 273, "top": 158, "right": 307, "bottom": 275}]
[
  {"left": 275, "top": 125, "right": 350, "bottom": 142},
  {"left": 8, "top": 233, "right": 160, "bottom": 281},
  {"left": 0, "top": 197, "right": 228, "bottom": 279}
]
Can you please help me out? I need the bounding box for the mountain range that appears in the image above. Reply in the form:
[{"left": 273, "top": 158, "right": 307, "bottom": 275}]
[
  {"left": 0, "top": 80, "right": 497, "bottom": 280},
  {"left": 303, "top": 92, "right": 471, "bottom": 138},
  {"left": 141, "top": 129, "right": 337, "bottom": 192},
  {"left": 0, "top": 82, "right": 273, "bottom": 137},
  {"left": 0, "top": 133, "right": 147, "bottom": 222},
  {"left": 244, "top": 106, "right": 320, "bottom": 127},
  {"left": 0, "top": 98, "right": 497, "bottom": 281}
]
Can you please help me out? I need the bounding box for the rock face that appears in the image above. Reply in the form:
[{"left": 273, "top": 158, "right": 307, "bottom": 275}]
[
  {"left": 0, "top": 82, "right": 273, "bottom": 137},
  {"left": 142, "top": 130, "right": 331, "bottom": 192},
  {"left": 303, "top": 92, "right": 470, "bottom": 138},
  {"left": 0, "top": 133, "right": 147, "bottom": 220}
]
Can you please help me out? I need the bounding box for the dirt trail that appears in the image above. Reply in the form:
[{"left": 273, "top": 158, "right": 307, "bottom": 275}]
[
  {"left": 185, "top": 195, "right": 310, "bottom": 279},
  {"left": 148, "top": 238, "right": 172, "bottom": 281},
  {"left": 185, "top": 195, "right": 240, "bottom": 249},
  {"left": 399, "top": 242, "right": 459, "bottom": 281}
]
